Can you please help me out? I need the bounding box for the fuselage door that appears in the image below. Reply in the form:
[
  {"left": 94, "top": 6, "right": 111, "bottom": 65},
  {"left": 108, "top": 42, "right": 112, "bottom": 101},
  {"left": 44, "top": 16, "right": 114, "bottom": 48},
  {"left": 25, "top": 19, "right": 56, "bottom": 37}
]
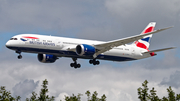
[
  {"left": 56, "top": 41, "right": 63, "bottom": 49},
  {"left": 131, "top": 47, "right": 135, "bottom": 56}
]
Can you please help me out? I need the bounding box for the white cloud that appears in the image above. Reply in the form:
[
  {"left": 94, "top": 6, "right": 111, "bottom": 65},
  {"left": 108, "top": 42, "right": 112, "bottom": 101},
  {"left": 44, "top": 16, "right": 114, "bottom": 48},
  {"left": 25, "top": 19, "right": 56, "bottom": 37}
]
[
  {"left": 160, "top": 71, "right": 180, "bottom": 88},
  {"left": 12, "top": 79, "right": 39, "bottom": 100},
  {"left": 105, "top": 0, "right": 180, "bottom": 19},
  {"left": 56, "top": 92, "right": 69, "bottom": 101}
]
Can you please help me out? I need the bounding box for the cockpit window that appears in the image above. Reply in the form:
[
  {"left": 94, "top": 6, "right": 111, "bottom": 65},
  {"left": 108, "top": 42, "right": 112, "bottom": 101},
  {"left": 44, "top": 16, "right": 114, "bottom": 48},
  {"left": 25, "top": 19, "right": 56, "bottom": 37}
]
[{"left": 10, "top": 38, "right": 18, "bottom": 40}]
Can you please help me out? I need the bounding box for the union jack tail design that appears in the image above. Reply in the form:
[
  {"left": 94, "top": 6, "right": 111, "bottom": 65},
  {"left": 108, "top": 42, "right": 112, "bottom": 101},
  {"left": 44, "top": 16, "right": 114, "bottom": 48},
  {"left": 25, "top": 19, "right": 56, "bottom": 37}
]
[{"left": 132, "top": 22, "right": 156, "bottom": 50}]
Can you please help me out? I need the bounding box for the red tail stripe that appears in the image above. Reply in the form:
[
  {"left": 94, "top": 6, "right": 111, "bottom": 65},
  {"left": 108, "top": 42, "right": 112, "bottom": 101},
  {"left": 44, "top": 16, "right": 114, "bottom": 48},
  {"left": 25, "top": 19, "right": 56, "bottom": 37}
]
[
  {"left": 135, "top": 41, "right": 155, "bottom": 56},
  {"left": 135, "top": 41, "right": 148, "bottom": 49},
  {"left": 143, "top": 27, "right": 154, "bottom": 34}
]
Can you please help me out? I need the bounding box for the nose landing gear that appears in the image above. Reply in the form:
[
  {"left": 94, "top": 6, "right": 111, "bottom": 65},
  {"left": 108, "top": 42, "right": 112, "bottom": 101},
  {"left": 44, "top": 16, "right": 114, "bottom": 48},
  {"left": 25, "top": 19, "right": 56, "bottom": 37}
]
[
  {"left": 16, "top": 51, "right": 22, "bottom": 59},
  {"left": 17, "top": 55, "right": 22, "bottom": 59}
]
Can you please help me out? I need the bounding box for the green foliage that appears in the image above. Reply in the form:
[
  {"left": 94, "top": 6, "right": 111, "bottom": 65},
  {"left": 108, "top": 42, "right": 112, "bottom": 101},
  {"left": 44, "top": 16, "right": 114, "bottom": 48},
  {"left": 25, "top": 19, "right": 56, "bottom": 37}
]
[
  {"left": 176, "top": 94, "right": 180, "bottom": 101},
  {"left": 91, "top": 91, "right": 98, "bottom": 101},
  {"left": 138, "top": 80, "right": 180, "bottom": 101},
  {"left": 0, "top": 86, "right": 20, "bottom": 101},
  {"left": 64, "top": 90, "right": 107, "bottom": 101},
  {"left": 26, "top": 79, "right": 55, "bottom": 101},
  {"left": 167, "top": 86, "right": 176, "bottom": 101},
  {"left": 0, "top": 79, "right": 106, "bottom": 101},
  {"left": 149, "top": 87, "right": 160, "bottom": 101},
  {"left": 100, "top": 94, "right": 106, "bottom": 101},
  {"left": 161, "top": 97, "right": 168, "bottom": 101},
  {"left": 85, "top": 90, "right": 91, "bottom": 101},
  {"left": 15, "top": 96, "right": 21, "bottom": 101},
  {"left": 85, "top": 90, "right": 106, "bottom": 101},
  {"left": 38, "top": 79, "right": 55, "bottom": 101},
  {"left": 65, "top": 93, "right": 82, "bottom": 101},
  {"left": 1, "top": 79, "right": 180, "bottom": 101},
  {"left": 138, "top": 80, "right": 150, "bottom": 101},
  {"left": 26, "top": 91, "right": 38, "bottom": 101}
]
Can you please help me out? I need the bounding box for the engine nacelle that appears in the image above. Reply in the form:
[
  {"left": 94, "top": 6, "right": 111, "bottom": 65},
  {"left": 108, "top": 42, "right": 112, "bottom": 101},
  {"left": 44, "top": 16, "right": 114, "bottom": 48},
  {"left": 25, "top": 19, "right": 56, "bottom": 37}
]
[
  {"left": 37, "top": 54, "right": 57, "bottom": 63},
  {"left": 76, "top": 44, "right": 96, "bottom": 56}
]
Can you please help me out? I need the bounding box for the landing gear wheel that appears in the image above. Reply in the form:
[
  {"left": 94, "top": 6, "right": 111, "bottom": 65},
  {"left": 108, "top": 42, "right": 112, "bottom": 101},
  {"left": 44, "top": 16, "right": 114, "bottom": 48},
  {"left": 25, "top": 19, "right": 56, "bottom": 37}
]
[
  {"left": 70, "top": 63, "right": 74, "bottom": 67},
  {"left": 96, "top": 61, "right": 100, "bottom": 65},
  {"left": 70, "top": 58, "right": 81, "bottom": 69},
  {"left": 90, "top": 59, "right": 100, "bottom": 65},
  {"left": 18, "top": 55, "right": 22, "bottom": 59},
  {"left": 73, "top": 64, "right": 81, "bottom": 69},
  {"left": 74, "top": 65, "right": 78, "bottom": 69},
  {"left": 77, "top": 64, "right": 81, "bottom": 68},
  {"left": 89, "top": 60, "right": 93, "bottom": 64},
  {"left": 93, "top": 62, "right": 96, "bottom": 65}
]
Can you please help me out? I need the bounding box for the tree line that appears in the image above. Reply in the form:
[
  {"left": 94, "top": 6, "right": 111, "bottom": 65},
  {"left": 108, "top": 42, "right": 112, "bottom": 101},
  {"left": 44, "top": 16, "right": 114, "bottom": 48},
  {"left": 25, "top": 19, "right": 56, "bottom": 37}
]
[{"left": 0, "top": 79, "right": 180, "bottom": 101}]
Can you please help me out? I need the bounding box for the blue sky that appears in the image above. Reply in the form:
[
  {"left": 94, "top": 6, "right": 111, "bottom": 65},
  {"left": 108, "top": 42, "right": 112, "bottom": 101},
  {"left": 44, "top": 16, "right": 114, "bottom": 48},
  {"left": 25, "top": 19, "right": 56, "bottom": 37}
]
[{"left": 1, "top": 0, "right": 180, "bottom": 101}]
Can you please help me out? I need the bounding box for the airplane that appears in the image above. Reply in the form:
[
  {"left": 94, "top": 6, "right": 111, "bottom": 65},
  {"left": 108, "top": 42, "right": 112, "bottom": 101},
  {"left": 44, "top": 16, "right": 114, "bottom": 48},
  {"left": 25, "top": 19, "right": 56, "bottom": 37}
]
[{"left": 6, "top": 22, "right": 175, "bottom": 68}]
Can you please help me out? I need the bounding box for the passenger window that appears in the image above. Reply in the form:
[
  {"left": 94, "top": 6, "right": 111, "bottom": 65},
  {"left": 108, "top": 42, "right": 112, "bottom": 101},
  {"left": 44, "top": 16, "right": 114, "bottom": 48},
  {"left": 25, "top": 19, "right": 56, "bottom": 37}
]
[{"left": 10, "top": 38, "right": 18, "bottom": 40}]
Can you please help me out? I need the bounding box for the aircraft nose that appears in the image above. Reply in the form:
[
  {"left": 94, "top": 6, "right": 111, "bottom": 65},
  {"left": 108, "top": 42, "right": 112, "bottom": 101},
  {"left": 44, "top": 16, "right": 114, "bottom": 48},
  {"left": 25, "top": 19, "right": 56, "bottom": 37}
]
[{"left": 6, "top": 41, "right": 11, "bottom": 48}]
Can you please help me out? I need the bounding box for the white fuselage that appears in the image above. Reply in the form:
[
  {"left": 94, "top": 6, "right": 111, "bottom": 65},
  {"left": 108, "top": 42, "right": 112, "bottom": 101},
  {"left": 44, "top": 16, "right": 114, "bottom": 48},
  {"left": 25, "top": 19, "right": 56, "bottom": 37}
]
[{"left": 6, "top": 34, "right": 152, "bottom": 62}]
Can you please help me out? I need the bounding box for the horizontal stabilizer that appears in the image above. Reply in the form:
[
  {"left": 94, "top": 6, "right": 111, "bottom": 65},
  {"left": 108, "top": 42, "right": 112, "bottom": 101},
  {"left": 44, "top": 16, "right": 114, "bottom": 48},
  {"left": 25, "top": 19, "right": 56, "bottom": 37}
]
[{"left": 143, "top": 47, "right": 176, "bottom": 54}]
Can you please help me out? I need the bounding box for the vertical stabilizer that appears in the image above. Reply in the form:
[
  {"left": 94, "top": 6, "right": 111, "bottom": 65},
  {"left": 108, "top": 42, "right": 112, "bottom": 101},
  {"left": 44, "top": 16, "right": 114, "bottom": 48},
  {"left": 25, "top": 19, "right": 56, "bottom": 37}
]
[{"left": 132, "top": 22, "right": 156, "bottom": 50}]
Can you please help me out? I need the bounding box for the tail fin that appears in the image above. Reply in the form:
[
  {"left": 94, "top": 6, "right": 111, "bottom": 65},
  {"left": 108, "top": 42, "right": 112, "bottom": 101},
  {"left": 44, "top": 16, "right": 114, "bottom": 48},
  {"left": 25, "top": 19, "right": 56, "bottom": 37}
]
[{"left": 132, "top": 22, "right": 156, "bottom": 50}]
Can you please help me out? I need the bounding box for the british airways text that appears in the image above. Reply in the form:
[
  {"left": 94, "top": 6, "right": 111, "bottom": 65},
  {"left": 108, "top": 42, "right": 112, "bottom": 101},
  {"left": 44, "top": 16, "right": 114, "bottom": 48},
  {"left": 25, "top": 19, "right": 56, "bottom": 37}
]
[{"left": 29, "top": 41, "right": 55, "bottom": 46}]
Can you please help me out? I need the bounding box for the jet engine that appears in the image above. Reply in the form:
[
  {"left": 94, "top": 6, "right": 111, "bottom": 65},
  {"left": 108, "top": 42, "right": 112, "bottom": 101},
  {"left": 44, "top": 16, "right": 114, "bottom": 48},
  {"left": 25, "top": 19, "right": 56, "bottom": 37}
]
[
  {"left": 76, "top": 44, "right": 96, "bottom": 56},
  {"left": 37, "top": 54, "right": 57, "bottom": 63}
]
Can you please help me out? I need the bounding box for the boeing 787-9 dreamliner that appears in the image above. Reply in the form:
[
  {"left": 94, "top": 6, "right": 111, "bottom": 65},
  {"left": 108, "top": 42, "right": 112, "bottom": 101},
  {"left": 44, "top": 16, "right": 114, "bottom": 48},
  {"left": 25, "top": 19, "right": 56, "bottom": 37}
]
[{"left": 6, "top": 22, "right": 175, "bottom": 68}]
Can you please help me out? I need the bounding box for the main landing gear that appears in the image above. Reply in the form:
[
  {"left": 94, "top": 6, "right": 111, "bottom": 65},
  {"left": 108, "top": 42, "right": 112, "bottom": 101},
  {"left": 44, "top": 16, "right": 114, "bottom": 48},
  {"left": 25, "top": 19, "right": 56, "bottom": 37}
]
[
  {"left": 70, "top": 58, "right": 81, "bottom": 69},
  {"left": 70, "top": 58, "right": 100, "bottom": 68},
  {"left": 16, "top": 51, "right": 22, "bottom": 59},
  {"left": 89, "top": 59, "right": 100, "bottom": 65}
]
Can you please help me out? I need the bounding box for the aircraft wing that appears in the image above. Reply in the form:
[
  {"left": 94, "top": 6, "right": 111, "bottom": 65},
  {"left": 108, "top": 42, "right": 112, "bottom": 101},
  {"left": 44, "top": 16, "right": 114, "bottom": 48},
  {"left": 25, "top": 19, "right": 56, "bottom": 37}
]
[{"left": 93, "top": 26, "right": 173, "bottom": 58}]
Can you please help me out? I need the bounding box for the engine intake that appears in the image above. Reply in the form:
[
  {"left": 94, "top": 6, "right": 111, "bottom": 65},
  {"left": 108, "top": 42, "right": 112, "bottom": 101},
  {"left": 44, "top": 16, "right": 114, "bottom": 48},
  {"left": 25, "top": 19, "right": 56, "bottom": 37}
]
[
  {"left": 76, "top": 44, "right": 96, "bottom": 56},
  {"left": 38, "top": 54, "right": 57, "bottom": 63}
]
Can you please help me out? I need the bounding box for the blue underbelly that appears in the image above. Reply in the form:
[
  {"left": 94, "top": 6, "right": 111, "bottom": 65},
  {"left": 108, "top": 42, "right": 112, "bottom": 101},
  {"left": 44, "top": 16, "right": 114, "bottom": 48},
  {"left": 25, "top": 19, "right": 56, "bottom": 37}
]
[{"left": 7, "top": 46, "right": 136, "bottom": 62}]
